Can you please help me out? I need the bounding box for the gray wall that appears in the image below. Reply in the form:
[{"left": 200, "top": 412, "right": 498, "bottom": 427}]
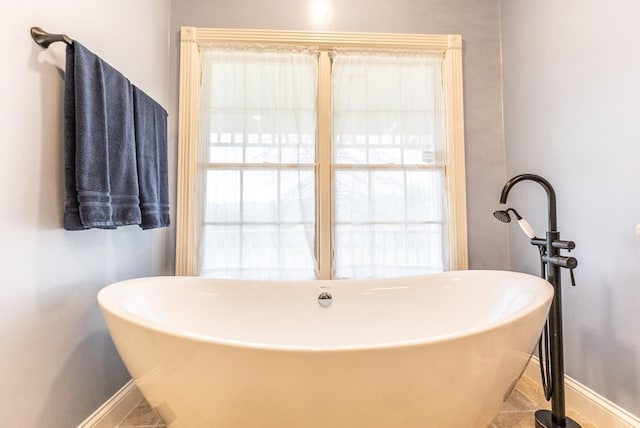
[
  {"left": 3, "top": 0, "right": 635, "bottom": 423},
  {"left": 501, "top": 0, "right": 640, "bottom": 416},
  {"left": 168, "top": 0, "right": 508, "bottom": 273},
  {"left": 0, "top": 2, "right": 170, "bottom": 426}
]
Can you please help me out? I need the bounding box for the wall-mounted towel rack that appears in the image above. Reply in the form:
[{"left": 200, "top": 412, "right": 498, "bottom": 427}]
[{"left": 30, "top": 26, "right": 72, "bottom": 48}]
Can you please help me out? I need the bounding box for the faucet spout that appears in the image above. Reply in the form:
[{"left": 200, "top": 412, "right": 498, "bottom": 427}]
[{"left": 499, "top": 173, "right": 557, "bottom": 232}]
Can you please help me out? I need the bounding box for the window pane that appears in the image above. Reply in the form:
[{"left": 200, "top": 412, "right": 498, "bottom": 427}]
[
  {"left": 279, "top": 170, "right": 316, "bottom": 222},
  {"left": 205, "top": 170, "right": 241, "bottom": 223},
  {"left": 406, "top": 170, "right": 444, "bottom": 222},
  {"left": 242, "top": 170, "right": 278, "bottom": 222}
]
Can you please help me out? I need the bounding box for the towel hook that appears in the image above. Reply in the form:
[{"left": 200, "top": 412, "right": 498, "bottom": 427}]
[{"left": 30, "top": 26, "right": 72, "bottom": 48}]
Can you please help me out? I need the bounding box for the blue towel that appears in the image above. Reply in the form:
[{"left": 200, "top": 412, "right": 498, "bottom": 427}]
[
  {"left": 132, "top": 86, "right": 170, "bottom": 229},
  {"left": 63, "top": 41, "right": 141, "bottom": 230}
]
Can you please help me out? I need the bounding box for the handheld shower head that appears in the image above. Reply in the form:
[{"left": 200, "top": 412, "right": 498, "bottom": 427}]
[
  {"left": 493, "top": 209, "right": 513, "bottom": 223},
  {"left": 493, "top": 207, "right": 523, "bottom": 223},
  {"left": 493, "top": 208, "right": 536, "bottom": 239}
]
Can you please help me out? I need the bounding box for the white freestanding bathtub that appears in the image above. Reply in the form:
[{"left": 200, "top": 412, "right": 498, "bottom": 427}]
[{"left": 98, "top": 270, "right": 553, "bottom": 428}]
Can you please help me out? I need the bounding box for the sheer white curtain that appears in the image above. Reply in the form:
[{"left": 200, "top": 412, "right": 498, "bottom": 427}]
[
  {"left": 331, "top": 49, "right": 447, "bottom": 278},
  {"left": 197, "top": 46, "right": 318, "bottom": 279}
]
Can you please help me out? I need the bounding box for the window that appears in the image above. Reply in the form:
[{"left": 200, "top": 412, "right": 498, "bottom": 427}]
[
  {"left": 331, "top": 50, "right": 446, "bottom": 279},
  {"left": 199, "top": 47, "right": 318, "bottom": 279},
  {"left": 176, "top": 28, "right": 467, "bottom": 279}
]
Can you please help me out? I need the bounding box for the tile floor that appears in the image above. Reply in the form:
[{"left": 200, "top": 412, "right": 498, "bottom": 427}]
[{"left": 117, "top": 374, "right": 597, "bottom": 428}]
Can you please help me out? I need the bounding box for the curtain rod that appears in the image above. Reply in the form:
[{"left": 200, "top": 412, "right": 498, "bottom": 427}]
[{"left": 30, "top": 26, "right": 72, "bottom": 48}]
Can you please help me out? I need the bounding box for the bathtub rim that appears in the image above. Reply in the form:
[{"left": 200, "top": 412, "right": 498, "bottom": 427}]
[{"left": 97, "top": 269, "right": 553, "bottom": 353}]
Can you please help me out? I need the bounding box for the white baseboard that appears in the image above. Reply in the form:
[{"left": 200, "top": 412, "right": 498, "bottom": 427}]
[
  {"left": 524, "top": 357, "right": 640, "bottom": 428},
  {"left": 77, "top": 379, "right": 142, "bottom": 428}
]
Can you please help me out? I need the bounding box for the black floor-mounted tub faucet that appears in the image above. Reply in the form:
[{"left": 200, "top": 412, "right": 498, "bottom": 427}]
[{"left": 495, "top": 173, "right": 581, "bottom": 428}]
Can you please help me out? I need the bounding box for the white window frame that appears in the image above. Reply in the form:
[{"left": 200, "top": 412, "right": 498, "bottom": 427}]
[{"left": 176, "top": 27, "right": 468, "bottom": 276}]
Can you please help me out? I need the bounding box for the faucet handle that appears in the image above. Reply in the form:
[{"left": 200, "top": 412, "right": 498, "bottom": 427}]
[
  {"left": 552, "top": 239, "right": 576, "bottom": 251},
  {"left": 542, "top": 255, "right": 578, "bottom": 286},
  {"left": 541, "top": 255, "right": 578, "bottom": 269}
]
